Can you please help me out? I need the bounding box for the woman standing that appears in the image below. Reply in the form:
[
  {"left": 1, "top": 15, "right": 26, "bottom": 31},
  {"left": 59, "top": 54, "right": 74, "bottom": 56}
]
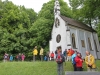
[
  {"left": 75, "top": 53, "right": 83, "bottom": 71},
  {"left": 39, "top": 47, "right": 44, "bottom": 61},
  {"left": 21, "top": 53, "right": 25, "bottom": 61}
]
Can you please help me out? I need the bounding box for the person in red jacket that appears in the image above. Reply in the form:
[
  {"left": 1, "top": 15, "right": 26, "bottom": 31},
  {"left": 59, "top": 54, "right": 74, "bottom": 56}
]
[
  {"left": 50, "top": 51, "right": 54, "bottom": 61},
  {"left": 75, "top": 53, "right": 83, "bottom": 71}
]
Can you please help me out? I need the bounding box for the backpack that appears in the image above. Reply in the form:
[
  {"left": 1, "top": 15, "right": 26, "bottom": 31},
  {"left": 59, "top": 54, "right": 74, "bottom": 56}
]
[
  {"left": 56, "top": 54, "right": 64, "bottom": 64},
  {"left": 72, "top": 57, "right": 76, "bottom": 65}
]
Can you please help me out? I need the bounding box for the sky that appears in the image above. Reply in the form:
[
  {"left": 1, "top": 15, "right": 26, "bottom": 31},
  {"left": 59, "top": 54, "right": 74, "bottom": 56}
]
[{"left": 2, "top": 0, "right": 69, "bottom": 13}]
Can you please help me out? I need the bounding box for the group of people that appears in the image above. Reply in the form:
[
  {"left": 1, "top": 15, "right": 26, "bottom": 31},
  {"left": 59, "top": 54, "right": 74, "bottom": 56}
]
[
  {"left": 3, "top": 53, "right": 25, "bottom": 62},
  {"left": 16, "top": 53, "right": 26, "bottom": 61},
  {"left": 32, "top": 46, "right": 44, "bottom": 61},
  {"left": 71, "top": 50, "right": 96, "bottom": 71},
  {"left": 3, "top": 46, "right": 97, "bottom": 75},
  {"left": 32, "top": 46, "right": 55, "bottom": 61},
  {"left": 32, "top": 46, "right": 96, "bottom": 72},
  {"left": 55, "top": 48, "right": 97, "bottom": 75}
]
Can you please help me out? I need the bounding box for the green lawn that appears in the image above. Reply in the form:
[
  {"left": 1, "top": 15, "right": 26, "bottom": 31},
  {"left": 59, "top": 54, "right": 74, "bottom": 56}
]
[{"left": 0, "top": 60, "right": 100, "bottom": 75}]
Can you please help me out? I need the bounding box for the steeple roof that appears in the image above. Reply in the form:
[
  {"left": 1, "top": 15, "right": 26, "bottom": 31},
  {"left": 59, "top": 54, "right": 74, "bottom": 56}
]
[{"left": 54, "top": 0, "right": 60, "bottom": 15}]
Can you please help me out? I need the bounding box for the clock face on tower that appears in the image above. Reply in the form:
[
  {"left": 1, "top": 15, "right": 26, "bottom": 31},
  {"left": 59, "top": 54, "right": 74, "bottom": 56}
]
[{"left": 56, "top": 34, "right": 61, "bottom": 43}]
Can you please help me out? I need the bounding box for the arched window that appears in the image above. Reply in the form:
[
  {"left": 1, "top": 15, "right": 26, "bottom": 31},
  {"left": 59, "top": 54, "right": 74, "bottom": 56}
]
[
  {"left": 88, "top": 38, "right": 92, "bottom": 50},
  {"left": 94, "top": 40, "right": 99, "bottom": 52},
  {"left": 72, "top": 33, "right": 76, "bottom": 48},
  {"left": 55, "top": 18, "right": 60, "bottom": 27}
]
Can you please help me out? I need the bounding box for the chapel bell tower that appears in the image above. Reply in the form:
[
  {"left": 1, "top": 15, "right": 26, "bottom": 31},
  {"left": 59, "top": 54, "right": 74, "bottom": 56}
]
[{"left": 54, "top": 0, "right": 60, "bottom": 15}]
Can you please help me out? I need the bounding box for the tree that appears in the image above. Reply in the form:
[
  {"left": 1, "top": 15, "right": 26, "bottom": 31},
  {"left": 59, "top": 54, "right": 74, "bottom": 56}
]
[
  {"left": 0, "top": 0, "right": 37, "bottom": 60},
  {"left": 69, "top": 0, "right": 100, "bottom": 27},
  {"left": 69, "top": 0, "right": 100, "bottom": 40}
]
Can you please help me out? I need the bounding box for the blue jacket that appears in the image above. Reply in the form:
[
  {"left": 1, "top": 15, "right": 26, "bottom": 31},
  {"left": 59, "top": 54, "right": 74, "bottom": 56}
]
[
  {"left": 71, "top": 53, "right": 76, "bottom": 64},
  {"left": 10, "top": 55, "right": 13, "bottom": 61},
  {"left": 63, "top": 51, "right": 67, "bottom": 56}
]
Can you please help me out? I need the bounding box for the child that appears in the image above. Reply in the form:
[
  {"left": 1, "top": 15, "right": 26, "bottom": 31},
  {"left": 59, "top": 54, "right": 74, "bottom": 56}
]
[
  {"left": 10, "top": 55, "right": 13, "bottom": 61},
  {"left": 44, "top": 56, "right": 47, "bottom": 61}
]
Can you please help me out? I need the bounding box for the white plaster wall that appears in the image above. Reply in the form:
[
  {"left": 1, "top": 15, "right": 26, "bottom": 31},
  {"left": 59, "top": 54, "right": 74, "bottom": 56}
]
[
  {"left": 76, "top": 29, "right": 80, "bottom": 52},
  {"left": 84, "top": 31, "right": 88, "bottom": 52},
  {"left": 85, "top": 32, "right": 97, "bottom": 58},
  {"left": 69, "top": 26, "right": 98, "bottom": 59},
  {"left": 80, "top": 31, "right": 97, "bottom": 58},
  {"left": 93, "top": 33, "right": 100, "bottom": 59},
  {"left": 85, "top": 32, "right": 91, "bottom": 51},
  {"left": 66, "top": 30, "right": 72, "bottom": 49},
  {"left": 79, "top": 30, "right": 86, "bottom": 58},
  {"left": 50, "top": 15, "right": 68, "bottom": 53}
]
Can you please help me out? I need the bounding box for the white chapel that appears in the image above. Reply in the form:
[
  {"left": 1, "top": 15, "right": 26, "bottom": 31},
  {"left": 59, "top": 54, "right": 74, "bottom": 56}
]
[{"left": 49, "top": 0, "right": 100, "bottom": 59}]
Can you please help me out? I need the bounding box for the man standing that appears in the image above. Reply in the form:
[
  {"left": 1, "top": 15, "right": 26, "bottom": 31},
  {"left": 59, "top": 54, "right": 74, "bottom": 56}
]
[
  {"left": 67, "top": 49, "right": 72, "bottom": 61},
  {"left": 39, "top": 47, "right": 44, "bottom": 61},
  {"left": 4, "top": 53, "right": 8, "bottom": 62},
  {"left": 18, "top": 53, "right": 21, "bottom": 61},
  {"left": 56, "top": 49, "right": 65, "bottom": 75},
  {"left": 85, "top": 51, "right": 96, "bottom": 71},
  {"left": 63, "top": 49, "right": 67, "bottom": 61},
  {"left": 33, "top": 46, "right": 38, "bottom": 61}
]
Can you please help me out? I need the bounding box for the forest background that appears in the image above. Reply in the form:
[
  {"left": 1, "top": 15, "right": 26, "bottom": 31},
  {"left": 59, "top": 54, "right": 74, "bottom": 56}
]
[{"left": 0, "top": 0, "right": 100, "bottom": 60}]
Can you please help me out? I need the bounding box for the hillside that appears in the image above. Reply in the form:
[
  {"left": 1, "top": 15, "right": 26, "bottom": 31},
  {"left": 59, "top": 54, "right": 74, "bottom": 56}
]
[{"left": 0, "top": 60, "right": 100, "bottom": 75}]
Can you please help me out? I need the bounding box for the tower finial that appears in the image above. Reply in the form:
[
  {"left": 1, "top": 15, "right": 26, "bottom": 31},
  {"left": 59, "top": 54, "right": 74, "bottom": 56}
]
[{"left": 54, "top": 0, "right": 60, "bottom": 15}]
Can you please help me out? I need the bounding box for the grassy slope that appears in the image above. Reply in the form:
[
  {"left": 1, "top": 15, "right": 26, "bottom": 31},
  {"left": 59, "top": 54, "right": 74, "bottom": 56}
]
[{"left": 0, "top": 60, "right": 100, "bottom": 75}]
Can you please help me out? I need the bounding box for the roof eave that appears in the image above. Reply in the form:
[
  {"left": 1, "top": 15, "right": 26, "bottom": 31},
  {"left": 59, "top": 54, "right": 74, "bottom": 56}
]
[{"left": 67, "top": 23, "right": 96, "bottom": 32}]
